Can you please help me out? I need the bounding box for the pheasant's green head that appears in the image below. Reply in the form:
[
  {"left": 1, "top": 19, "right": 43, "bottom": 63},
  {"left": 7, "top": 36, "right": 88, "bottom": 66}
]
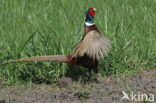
[{"left": 85, "top": 8, "right": 96, "bottom": 24}]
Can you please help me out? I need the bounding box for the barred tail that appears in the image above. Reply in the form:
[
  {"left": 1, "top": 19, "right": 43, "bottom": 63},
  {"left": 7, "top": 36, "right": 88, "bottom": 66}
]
[{"left": 9, "top": 55, "right": 73, "bottom": 63}]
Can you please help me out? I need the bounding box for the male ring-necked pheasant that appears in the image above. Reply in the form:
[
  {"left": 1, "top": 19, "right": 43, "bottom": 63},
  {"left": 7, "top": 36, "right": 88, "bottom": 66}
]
[{"left": 11, "top": 8, "right": 111, "bottom": 77}]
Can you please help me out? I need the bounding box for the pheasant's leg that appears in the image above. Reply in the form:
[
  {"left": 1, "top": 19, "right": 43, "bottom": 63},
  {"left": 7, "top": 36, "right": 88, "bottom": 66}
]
[
  {"left": 93, "top": 68, "right": 100, "bottom": 83},
  {"left": 93, "top": 68, "right": 98, "bottom": 74},
  {"left": 88, "top": 68, "right": 92, "bottom": 81}
]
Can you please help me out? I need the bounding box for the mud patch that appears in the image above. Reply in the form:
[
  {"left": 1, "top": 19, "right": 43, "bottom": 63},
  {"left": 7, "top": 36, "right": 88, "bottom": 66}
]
[{"left": 0, "top": 69, "right": 155, "bottom": 103}]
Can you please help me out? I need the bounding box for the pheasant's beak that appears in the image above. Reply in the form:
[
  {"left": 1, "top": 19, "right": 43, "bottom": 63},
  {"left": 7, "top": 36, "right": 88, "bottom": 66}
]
[{"left": 93, "top": 8, "right": 96, "bottom": 11}]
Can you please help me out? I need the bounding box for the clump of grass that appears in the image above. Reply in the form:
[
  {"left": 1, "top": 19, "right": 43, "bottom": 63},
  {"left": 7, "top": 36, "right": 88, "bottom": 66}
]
[
  {"left": 74, "top": 91, "right": 90, "bottom": 99},
  {"left": 0, "top": 0, "right": 155, "bottom": 85}
]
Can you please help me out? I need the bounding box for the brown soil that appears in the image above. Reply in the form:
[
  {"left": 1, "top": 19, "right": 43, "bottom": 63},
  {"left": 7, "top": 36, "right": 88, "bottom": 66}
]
[{"left": 0, "top": 69, "right": 155, "bottom": 103}]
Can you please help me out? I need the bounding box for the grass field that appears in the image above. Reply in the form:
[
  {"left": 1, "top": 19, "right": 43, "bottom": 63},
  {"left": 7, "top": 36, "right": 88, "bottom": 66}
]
[{"left": 0, "top": 0, "right": 155, "bottom": 85}]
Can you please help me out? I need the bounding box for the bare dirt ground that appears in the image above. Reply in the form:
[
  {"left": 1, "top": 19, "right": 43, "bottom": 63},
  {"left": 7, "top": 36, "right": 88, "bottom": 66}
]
[{"left": 0, "top": 69, "right": 155, "bottom": 103}]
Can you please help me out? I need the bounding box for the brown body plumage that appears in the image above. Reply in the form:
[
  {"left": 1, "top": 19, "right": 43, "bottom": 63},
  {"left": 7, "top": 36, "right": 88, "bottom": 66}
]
[{"left": 9, "top": 8, "right": 111, "bottom": 77}]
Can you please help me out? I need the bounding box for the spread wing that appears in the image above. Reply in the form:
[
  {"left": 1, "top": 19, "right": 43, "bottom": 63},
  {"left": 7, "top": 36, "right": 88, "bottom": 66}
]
[
  {"left": 73, "top": 30, "right": 111, "bottom": 60},
  {"left": 73, "top": 34, "right": 85, "bottom": 53}
]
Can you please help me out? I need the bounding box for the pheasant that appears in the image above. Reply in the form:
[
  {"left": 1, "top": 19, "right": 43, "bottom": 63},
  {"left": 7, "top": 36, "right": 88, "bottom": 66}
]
[{"left": 10, "top": 8, "right": 111, "bottom": 78}]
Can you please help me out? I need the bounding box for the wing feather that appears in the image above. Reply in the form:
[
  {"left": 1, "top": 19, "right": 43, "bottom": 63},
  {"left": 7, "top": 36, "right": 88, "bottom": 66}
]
[{"left": 73, "top": 30, "right": 111, "bottom": 60}]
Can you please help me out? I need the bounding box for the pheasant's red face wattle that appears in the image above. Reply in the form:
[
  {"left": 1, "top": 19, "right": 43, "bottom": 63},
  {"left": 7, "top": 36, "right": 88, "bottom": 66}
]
[{"left": 88, "top": 8, "right": 96, "bottom": 16}]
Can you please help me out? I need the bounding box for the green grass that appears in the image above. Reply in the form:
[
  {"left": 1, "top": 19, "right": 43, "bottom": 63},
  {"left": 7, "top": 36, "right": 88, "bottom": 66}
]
[{"left": 0, "top": 0, "right": 155, "bottom": 85}]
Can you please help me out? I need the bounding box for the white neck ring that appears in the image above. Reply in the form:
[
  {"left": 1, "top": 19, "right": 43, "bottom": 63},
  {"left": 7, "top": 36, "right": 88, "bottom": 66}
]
[{"left": 85, "top": 22, "right": 95, "bottom": 26}]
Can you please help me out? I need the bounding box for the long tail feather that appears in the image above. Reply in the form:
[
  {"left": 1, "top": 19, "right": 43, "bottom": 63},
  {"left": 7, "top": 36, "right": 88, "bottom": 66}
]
[{"left": 8, "top": 55, "right": 73, "bottom": 63}]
